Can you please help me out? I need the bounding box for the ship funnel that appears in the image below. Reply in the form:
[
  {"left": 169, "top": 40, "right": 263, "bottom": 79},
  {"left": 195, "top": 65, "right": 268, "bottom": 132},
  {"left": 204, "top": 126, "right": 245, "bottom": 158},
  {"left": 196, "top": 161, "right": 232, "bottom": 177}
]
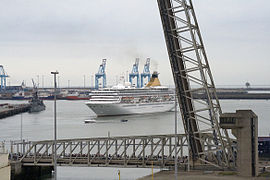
[{"left": 145, "top": 71, "right": 161, "bottom": 87}]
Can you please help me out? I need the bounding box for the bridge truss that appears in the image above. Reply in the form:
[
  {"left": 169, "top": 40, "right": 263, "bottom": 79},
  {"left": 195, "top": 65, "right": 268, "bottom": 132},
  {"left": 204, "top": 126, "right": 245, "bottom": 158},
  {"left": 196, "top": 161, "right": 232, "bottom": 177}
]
[
  {"left": 157, "top": 0, "right": 235, "bottom": 168},
  {"left": 9, "top": 134, "right": 224, "bottom": 169}
]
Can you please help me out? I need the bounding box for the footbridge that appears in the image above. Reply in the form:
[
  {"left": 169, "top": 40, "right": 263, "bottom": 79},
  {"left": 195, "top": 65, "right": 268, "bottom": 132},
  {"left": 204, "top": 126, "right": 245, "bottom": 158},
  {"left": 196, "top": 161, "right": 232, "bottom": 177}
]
[{"left": 8, "top": 133, "right": 221, "bottom": 169}]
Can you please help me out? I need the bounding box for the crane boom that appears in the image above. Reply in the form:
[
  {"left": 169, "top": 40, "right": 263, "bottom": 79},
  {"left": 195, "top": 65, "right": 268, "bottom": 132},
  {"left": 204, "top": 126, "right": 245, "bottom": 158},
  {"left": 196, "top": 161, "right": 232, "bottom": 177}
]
[
  {"left": 140, "top": 58, "right": 151, "bottom": 87},
  {"left": 95, "top": 59, "right": 107, "bottom": 89},
  {"left": 0, "top": 65, "right": 9, "bottom": 90},
  {"left": 129, "top": 58, "right": 140, "bottom": 88},
  {"left": 157, "top": 0, "right": 234, "bottom": 168}
]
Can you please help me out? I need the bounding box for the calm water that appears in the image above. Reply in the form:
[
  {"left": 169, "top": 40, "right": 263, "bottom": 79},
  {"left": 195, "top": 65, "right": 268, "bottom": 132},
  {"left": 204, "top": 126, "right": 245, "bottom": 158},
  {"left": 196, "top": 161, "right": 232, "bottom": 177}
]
[{"left": 0, "top": 99, "right": 269, "bottom": 179}]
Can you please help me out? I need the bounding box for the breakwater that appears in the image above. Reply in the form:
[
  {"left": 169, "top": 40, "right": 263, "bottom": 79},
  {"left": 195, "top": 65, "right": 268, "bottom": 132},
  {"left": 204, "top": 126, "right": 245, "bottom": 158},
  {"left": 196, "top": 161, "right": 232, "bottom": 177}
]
[
  {"left": 0, "top": 104, "right": 30, "bottom": 119},
  {"left": 193, "top": 92, "right": 270, "bottom": 100}
]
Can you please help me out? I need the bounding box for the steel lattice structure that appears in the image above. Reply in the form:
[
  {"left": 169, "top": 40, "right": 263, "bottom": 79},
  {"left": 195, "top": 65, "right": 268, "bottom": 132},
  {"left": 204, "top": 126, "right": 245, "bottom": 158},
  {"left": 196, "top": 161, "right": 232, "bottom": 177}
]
[
  {"left": 9, "top": 134, "right": 221, "bottom": 169},
  {"left": 140, "top": 58, "right": 151, "bottom": 87},
  {"left": 129, "top": 58, "right": 140, "bottom": 88},
  {"left": 95, "top": 59, "right": 107, "bottom": 89},
  {"left": 0, "top": 65, "right": 9, "bottom": 90},
  {"left": 157, "top": 0, "right": 234, "bottom": 168}
]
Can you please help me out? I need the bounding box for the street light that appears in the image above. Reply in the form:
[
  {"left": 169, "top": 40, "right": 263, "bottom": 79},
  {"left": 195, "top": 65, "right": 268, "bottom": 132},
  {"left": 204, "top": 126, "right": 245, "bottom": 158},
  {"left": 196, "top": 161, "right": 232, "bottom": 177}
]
[
  {"left": 91, "top": 75, "right": 94, "bottom": 88},
  {"left": 83, "top": 75, "right": 86, "bottom": 88},
  {"left": 51, "top": 71, "right": 58, "bottom": 180},
  {"left": 174, "top": 88, "right": 177, "bottom": 180},
  {"left": 20, "top": 113, "right": 23, "bottom": 153},
  {"left": 20, "top": 113, "right": 23, "bottom": 142},
  {"left": 58, "top": 76, "right": 60, "bottom": 89},
  {"left": 42, "top": 75, "right": 44, "bottom": 88},
  {"left": 37, "top": 75, "right": 40, "bottom": 88}
]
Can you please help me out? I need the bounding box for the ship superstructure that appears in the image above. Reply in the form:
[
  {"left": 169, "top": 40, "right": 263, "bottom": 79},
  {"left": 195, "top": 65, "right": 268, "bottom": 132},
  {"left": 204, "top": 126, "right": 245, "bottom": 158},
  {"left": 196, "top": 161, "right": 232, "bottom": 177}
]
[
  {"left": 29, "top": 80, "right": 46, "bottom": 113},
  {"left": 86, "top": 72, "right": 174, "bottom": 116}
]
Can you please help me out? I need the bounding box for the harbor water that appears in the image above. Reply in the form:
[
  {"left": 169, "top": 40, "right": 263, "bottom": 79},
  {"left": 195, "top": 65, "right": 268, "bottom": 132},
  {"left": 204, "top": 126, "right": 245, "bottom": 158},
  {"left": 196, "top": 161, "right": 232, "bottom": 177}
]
[{"left": 0, "top": 99, "right": 269, "bottom": 179}]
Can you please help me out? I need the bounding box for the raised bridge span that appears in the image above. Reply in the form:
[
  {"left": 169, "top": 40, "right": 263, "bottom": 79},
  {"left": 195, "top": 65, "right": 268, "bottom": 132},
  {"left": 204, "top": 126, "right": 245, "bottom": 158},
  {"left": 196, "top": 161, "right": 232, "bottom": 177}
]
[{"left": 9, "top": 133, "right": 220, "bottom": 169}]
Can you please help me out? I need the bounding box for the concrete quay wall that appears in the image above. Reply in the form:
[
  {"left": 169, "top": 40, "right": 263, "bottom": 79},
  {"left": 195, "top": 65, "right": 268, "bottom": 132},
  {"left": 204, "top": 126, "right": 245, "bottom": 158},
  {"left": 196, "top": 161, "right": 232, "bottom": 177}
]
[
  {"left": 0, "top": 153, "right": 11, "bottom": 180},
  {"left": 0, "top": 103, "right": 30, "bottom": 119},
  {"left": 10, "top": 161, "right": 53, "bottom": 180}
]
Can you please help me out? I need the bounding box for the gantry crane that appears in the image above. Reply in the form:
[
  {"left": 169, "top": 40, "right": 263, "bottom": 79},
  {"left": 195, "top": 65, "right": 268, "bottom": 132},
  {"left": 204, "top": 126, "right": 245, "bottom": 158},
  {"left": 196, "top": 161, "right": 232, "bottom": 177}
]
[
  {"left": 95, "top": 59, "right": 106, "bottom": 89},
  {"left": 140, "top": 58, "right": 151, "bottom": 87},
  {"left": 129, "top": 58, "right": 140, "bottom": 88},
  {"left": 157, "top": 0, "right": 234, "bottom": 168},
  {"left": 0, "top": 65, "right": 9, "bottom": 90}
]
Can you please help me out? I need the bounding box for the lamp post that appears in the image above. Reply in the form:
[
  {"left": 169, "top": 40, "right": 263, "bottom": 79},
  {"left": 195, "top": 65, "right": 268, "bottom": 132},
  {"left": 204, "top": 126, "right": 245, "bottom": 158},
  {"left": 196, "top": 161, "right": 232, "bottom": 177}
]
[
  {"left": 83, "top": 75, "right": 86, "bottom": 88},
  {"left": 20, "top": 113, "right": 23, "bottom": 142},
  {"left": 20, "top": 113, "right": 23, "bottom": 153},
  {"left": 58, "top": 76, "right": 60, "bottom": 89},
  {"left": 174, "top": 89, "right": 177, "bottom": 180},
  {"left": 42, "top": 75, "right": 44, "bottom": 89},
  {"left": 37, "top": 75, "right": 40, "bottom": 88},
  {"left": 51, "top": 71, "right": 58, "bottom": 180},
  {"left": 91, "top": 75, "right": 94, "bottom": 88}
]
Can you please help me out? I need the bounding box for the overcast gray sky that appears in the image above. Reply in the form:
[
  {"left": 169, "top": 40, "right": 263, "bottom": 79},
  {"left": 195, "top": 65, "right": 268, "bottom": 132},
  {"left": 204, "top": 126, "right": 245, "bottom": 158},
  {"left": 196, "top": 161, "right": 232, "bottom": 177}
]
[{"left": 0, "top": 0, "right": 269, "bottom": 87}]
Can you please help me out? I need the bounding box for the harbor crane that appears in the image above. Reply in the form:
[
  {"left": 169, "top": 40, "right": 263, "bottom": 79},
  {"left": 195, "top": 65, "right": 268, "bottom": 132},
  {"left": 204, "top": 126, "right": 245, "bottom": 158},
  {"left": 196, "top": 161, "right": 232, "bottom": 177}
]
[
  {"left": 95, "top": 59, "right": 106, "bottom": 89},
  {"left": 157, "top": 0, "right": 234, "bottom": 168},
  {"left": 0, "top": 65, "right": 9, "bottom": 90},
  {"left": 140, "top": 58, "right": 151, "bottom": 87},
  {"left": 129, "top": 58, "right": 140, "bottom": 88}
]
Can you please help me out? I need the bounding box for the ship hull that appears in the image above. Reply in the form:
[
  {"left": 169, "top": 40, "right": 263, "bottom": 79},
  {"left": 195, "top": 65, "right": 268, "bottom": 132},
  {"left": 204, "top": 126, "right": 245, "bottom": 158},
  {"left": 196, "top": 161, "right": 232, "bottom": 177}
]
[
  {"left": 12, "top": 96, "right": 31, "bottom": 100},
  {"left": 85, "top": 101, "right": 174, "bottom": 117},
  {"left": 29, "top": 105, "right": 46, "bottom": 113},
  {"left": 66, "top": 96, "right": 89, "bottom": 100}
]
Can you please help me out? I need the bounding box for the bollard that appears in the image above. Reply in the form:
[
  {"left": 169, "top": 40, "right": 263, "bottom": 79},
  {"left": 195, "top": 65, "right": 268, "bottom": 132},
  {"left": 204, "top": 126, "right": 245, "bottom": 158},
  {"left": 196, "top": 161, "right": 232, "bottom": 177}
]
[
  {"left": 117, "top": 170, "right": 120, "bottom": 180},
  {"left": 152, "top": 161, "right": 154, "bottom": 180}
]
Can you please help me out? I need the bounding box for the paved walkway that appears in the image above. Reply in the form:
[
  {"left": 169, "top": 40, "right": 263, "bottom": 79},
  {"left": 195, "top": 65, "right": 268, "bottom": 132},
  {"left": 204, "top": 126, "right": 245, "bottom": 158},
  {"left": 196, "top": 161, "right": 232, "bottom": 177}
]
[{"left": 138, "top": 170, "right": 269, "bottom": 180}]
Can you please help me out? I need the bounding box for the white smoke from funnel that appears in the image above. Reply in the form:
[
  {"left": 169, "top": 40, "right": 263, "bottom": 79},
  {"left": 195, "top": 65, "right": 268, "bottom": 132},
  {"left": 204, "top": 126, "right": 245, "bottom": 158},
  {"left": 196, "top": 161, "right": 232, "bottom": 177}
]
[{"left": 151, "top": 59, "right": 158, "bottom": 73}]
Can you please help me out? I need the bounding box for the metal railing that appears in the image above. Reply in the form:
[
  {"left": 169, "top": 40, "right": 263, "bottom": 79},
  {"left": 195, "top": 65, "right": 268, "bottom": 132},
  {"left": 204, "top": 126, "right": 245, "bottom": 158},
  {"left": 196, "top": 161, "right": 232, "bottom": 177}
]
[{"left": 7, "top": 133, "right": 230, "bottom": 169}]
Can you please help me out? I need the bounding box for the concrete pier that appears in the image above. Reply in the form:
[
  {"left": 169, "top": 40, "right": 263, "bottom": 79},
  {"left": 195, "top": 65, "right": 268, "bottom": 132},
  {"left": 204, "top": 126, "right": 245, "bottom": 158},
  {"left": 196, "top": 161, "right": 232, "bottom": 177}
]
[
  {"left": 138, "top": 170, "right": 269, "bottom": 180},
  {"left": 0, "top": 153, "right": 11, "bottom": 180},
  {"left": 220, "top": 110, "right": 258, "bottom": 177},
  {"left": 193, "top": 92, "right": 270, "bottom": 99},
  {"left": 0, "top": 103, "right": 30, "bottom": 119},
  {"left": 10, "top": 162, "right": 53, "bottom": 180}
]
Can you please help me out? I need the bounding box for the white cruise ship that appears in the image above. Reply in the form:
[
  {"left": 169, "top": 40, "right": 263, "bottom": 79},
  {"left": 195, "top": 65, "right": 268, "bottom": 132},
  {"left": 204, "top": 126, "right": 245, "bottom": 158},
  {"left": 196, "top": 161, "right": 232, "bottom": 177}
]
[{"left": 85, "top": 72, "right": 175, "bottom": 116}]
